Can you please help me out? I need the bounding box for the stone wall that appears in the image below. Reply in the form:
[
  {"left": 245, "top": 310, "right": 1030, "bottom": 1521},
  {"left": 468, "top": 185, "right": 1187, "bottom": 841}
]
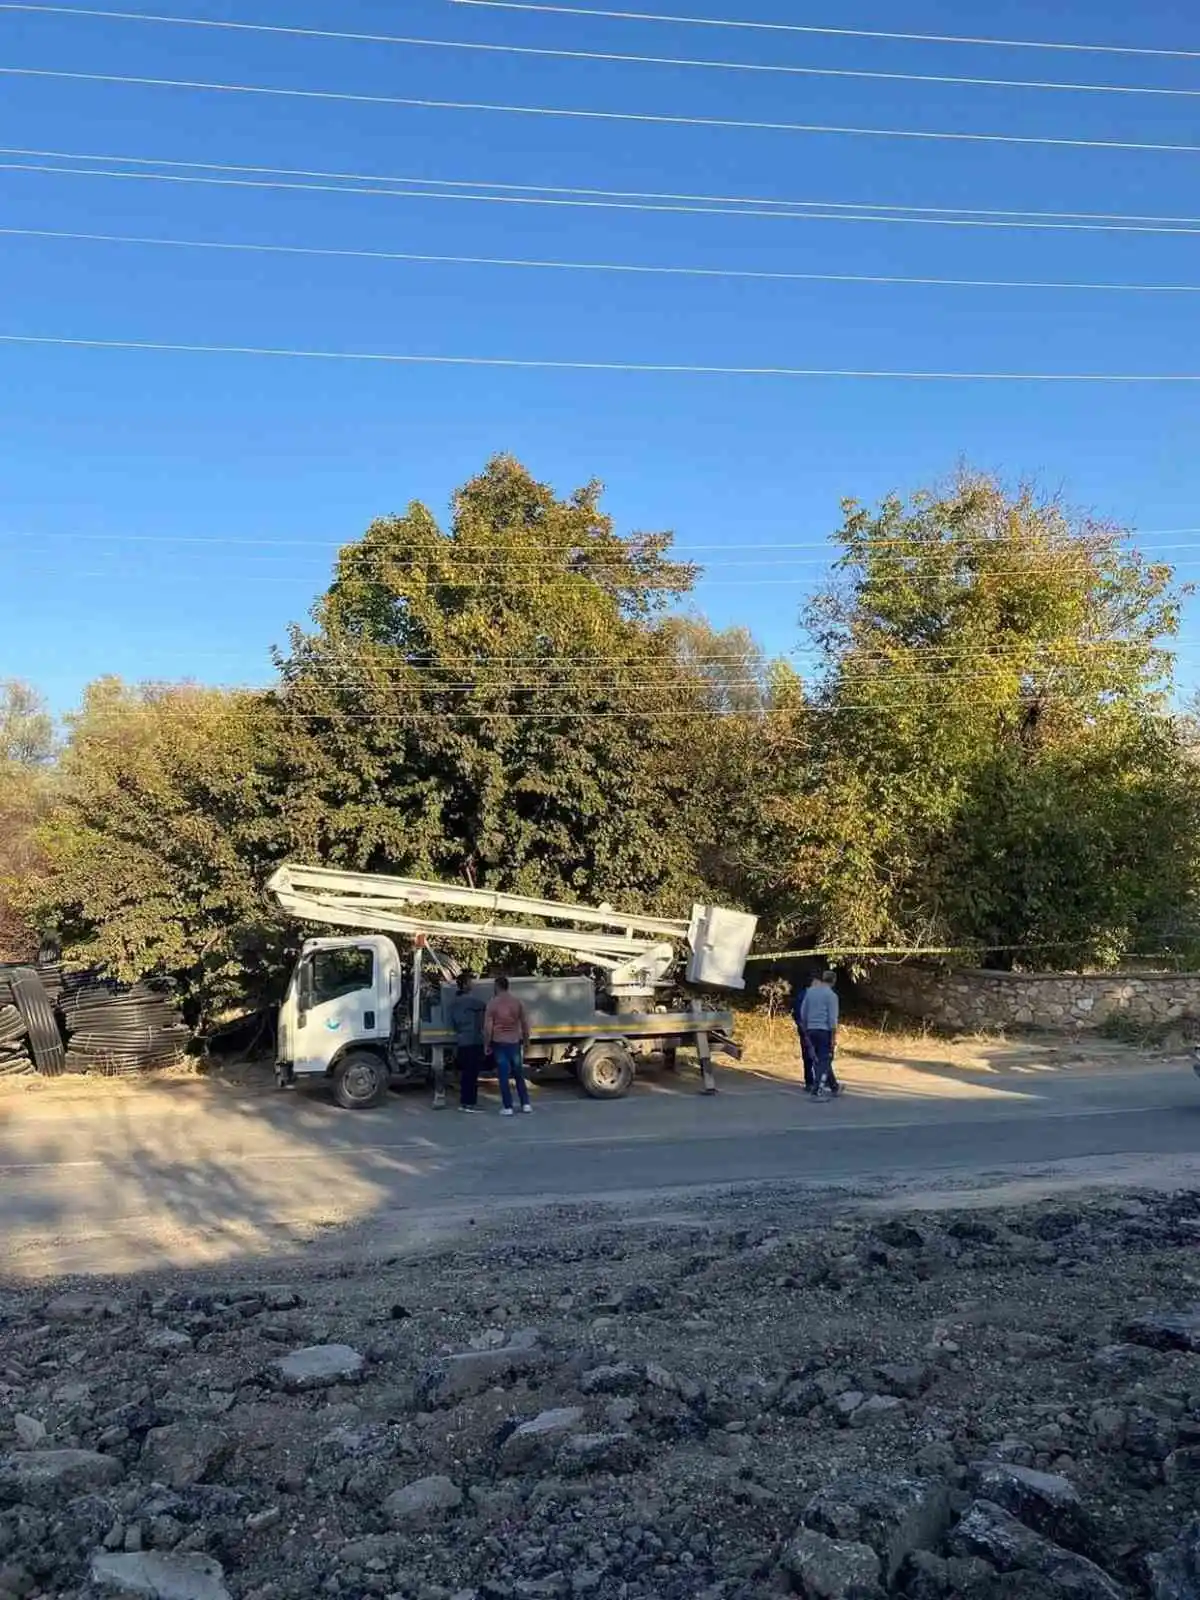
[{"left": 861, "top": 961, "right": 1200, "bottom": 1034}]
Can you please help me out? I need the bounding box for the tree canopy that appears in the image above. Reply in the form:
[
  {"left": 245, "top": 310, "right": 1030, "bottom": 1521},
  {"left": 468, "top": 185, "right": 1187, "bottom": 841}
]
[
  {"left": 273, "top": 455, "right": 735, "bottom": 913},
  {"left": 30, "top": 457, "right": 750, "bottom": 1014},
  {"left": 0, "top": 680, "right": 57, "bottom": 958},
  {"left": 22, "top": 460, "right": 1200, "bottom": 1010},
  {"left": 762, "top": 475, "right": 1200, "bottom": 967}
]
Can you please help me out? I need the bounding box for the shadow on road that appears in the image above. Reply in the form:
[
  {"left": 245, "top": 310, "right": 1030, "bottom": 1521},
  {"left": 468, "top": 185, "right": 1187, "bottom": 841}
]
[{"left": 0, "top": 1033, "right": 1182, "bottom": 1280}]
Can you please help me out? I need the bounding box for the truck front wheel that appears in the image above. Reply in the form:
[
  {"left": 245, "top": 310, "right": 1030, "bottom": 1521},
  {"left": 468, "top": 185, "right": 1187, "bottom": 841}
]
[
  {"left": 577, "top": 1042, "right": 635, "bottom": 1100},
  {"left": 332, "top": 1051, "right": 390, "bottom": 1110}
]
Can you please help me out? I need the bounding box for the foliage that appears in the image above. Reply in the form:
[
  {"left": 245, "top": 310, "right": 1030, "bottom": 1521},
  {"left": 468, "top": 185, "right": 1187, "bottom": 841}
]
[
  {"left": 0, "top": 679, "right": 54, "bottom": 768},
  {"left": 273, "top": 455, "right": 736, "bottom": 916},
  {"left": 660, "top": 615, "right": 770, "bottom": 713},
  {"left": 0, "top": 680, "right": 58, "bottom": 958},
  {"left": 27, "top": 678, "right": 290, "bottom": 1015},
  {"left": 761, "top": 474, "right": 1200, "bottom": 969},
  {"left": 25, "top": 460, "right": 1200, "bottom": 1012},
  {"left": 31, "top": 458, "right": 753, "bottom": 1013}
]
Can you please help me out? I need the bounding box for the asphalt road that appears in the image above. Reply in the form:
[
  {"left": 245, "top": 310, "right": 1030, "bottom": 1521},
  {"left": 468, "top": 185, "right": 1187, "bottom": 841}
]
[{"left": 1, "top": 1047, "right": 1198, "bottom": 1277}]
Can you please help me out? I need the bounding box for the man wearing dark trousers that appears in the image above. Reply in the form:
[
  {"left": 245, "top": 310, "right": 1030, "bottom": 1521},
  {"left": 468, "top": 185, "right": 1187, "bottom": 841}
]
[
  {"left": 799, "top": 970, "right": 841, "bottom": 1099},
  {"left": 792, "top": 977, "right": 818, "bottom": 1093},
  {"left": 449, "top": 970, "right": 488, "bottom": 1113}
]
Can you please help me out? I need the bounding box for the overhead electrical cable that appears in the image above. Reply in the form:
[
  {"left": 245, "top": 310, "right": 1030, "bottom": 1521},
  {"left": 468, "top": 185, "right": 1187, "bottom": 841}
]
[
  {"left": 3, "top": 3, "right": 1198, "bottom": 98},
  {"left": 444, "top": 0, "right": 1200, "bottom": 62},
  {"left": 12, "top": 546, "right": 1198, "bottom": 576},
  {"left": 10, "top": 146, "right": 1200, "bottom": 232},
  {"left": 4, "top": 528, "right": 1193, "bottom": 551},
  {"left": 6, "top": 224, "right": 1200, "bottom": 295},
  {"left": 9, "top": 168, "right": 1200, "bottom": 239},
  {"left": 5, "top": 67, "right": 1200, "bottom": 154},
  {"left": 4, "top": 332, "right": 1200, "bottom": 382}
]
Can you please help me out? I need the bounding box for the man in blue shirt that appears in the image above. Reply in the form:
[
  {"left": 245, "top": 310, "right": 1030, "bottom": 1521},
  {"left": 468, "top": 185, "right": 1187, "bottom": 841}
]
[
  {"left": 791, "top": 978, "right": 818, "bottom": 1093},
  {"left": 799, "top": 970, "right": 841, "bottom": 1099}
]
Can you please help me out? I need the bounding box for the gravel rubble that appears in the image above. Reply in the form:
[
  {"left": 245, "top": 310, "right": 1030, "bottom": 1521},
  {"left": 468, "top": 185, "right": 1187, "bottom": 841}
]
[{"left": 3, "top": 1187, "right": 1200, "bottom": 1598}]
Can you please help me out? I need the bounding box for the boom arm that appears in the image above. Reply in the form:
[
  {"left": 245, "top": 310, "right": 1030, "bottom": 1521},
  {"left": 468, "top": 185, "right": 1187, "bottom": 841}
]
[{"left": 267, "top": 865, "right": 756, "bottom": 992}]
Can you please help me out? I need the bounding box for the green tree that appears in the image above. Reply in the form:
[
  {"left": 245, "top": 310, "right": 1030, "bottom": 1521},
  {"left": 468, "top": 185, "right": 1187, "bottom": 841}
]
[
  {"left": 0, "top": 679, "right": 54, "bottom": 768},
  {"left": 32, "top": 457, "right": 759, "bottom": 1011},
  {"left": 30, "top": 679, "right": 289, "bottom": 1012},
  {"left": 660, "top": 615, "right": 770, "bottom": 714},
  {"left": 0, "top": 679, "right": 57, "bottom": 958},
  {"left": 274, "top": 454, "right": 735, "bottom": 914},
  {"left": 766, "top": 474, "right": 1200, "bottom": 968}
]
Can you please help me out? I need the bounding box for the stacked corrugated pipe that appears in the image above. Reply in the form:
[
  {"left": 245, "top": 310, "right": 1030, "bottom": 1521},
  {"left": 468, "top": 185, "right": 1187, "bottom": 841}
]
[
  {"left": 0, "top": 964, "right": 188, "bottom": 1077},
  {"left": 60, "top": 973, "right": 189, "bottom": 1076},
  {"left": 0, "top": 965, "right": 67, "bottom": 1075}
]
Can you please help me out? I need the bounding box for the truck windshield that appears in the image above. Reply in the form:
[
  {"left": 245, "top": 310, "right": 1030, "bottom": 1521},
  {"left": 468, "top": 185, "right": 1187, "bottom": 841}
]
[{"left": 311, "top": 947, "right": 374, "bottom": 1005}]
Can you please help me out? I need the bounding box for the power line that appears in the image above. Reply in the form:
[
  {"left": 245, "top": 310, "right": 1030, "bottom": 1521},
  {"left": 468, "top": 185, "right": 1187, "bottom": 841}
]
[
  {"left": 12, "top": 546, "right": 1200, "bottom": 578},
  {"left": 4, "top": 3, "right": 1198, "bottom": 99},
  {"left": 8, "top": 223, "right": 1200, "bottom": 294},
  {"left": 245, "top": 665, "right": 1179, "bottom": 690},
  {"left": 15, "top": 568, "right": 1187, "bottom": 585},
  {"left": 56, "top": 641, "right": 1200, "bottom": 671},
  {"left": 445, "top": 0, "right": 1200, "bottom": 63},
  {"left": 21, "top": 158, "right": 1200, "bottom": 237},
  {"left": 12, "top": 145, "right": 1200, "bottom": 231},
  {"left": 6, "top": 66, "right": 1200, "bottom": 155},
  {"left": 5, "top": 332, "right": 1200, "bottom": 382},
  {"left": 66, "top": 702, "right": 1186, "bottom": 721},
  {"left": 4, "top": 528, "right": 1194, "bottom": 552}
]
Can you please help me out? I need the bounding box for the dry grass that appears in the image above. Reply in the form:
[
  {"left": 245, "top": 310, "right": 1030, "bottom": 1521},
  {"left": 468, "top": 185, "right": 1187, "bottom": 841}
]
[{"left": 731, "top": 1001, "right": 952, "bottom": 1065}]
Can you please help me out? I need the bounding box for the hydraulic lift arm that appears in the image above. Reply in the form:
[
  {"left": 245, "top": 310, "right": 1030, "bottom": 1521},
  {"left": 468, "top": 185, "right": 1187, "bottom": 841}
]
[{"left": 267, "top": 864, "right": 755, "bottom": 994}]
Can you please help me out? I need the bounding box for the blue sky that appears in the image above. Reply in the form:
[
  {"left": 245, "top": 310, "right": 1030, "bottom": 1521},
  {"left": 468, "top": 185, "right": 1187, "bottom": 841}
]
[{"left": 1, "top": 0, "right": 1198, "bottom": 709}]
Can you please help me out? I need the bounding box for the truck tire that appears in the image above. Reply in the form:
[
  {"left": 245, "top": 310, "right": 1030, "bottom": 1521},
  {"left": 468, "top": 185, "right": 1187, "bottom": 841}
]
[
  {"left": 332, "top": 1050, "right": 389, "bottom": 1110},
  {"left": 11, "top": 967, "right": 66, "bottom": 1077},
  {"left": 577, "top": 1041, "right": 635, "bottom": 1100}
]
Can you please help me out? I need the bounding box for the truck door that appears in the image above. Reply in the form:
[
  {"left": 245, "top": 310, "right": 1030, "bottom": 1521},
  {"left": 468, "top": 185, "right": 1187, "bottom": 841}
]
[{"left": 293, "top": 945, "right": 378, "bottom": 1072}]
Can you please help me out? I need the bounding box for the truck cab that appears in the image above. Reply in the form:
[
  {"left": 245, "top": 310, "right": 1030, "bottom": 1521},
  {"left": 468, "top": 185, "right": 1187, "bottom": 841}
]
[{"left": 277, "top": 936, "right": 407, "bottom": 1106}]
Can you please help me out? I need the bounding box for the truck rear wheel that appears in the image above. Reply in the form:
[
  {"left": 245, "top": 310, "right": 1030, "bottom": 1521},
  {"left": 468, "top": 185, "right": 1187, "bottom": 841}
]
[
  {"left": 578, "top": 1041, "right": 635, "bottom": 1100},
  {"left": 332, "top": 1050, "right": 389, "bottom": 1110}
]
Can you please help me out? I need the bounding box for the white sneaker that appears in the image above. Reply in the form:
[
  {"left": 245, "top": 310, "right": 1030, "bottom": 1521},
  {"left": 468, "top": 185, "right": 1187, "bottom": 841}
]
[
  {"left": 521, "top": 1103, "right": 533, "bottom": 1114},
  {"left": 458, "top": 1105, "right": 479, "bottom": 1114},
  {"left": 500, "top": 1107, "right": 515, "bottom": 1117}
]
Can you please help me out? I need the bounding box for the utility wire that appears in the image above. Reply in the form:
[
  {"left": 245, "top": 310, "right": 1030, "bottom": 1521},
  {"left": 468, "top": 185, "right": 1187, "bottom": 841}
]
[
  {"left": 66, "top": 703, "right": 1187, "bottom": 721},
  {"left": 3, "top": 528, "right": 1191, "bottom": 551},
  {"left": 6, "top": 67, "right": 1200, "bottom": 154},
  {"left": 15, "top": 549, "right": 1199, "bottom": 578},
  {"left": 445, "top": 0, "right": 1200, "bottom": 63},
  {"left": 16, "top": 567, "right": 1189, "bottom": 584},
  {"left": 66, "top": 638, "right": 1200, "bottom": 665},
  {"left": 5, "top": 332, "right": 1200, "bottom": 381},
  {"left": 238, "top": 667, "right": 1178, "bottom": 690},
  {"left": 21, "top": 157, "right": 1200, "bottom": 236},
  {"left": 11, "top": 145, "right": 1200, "bottom": 231},
  {"left": 8, "top": 224, "right": 1200, "bottom": 291},
  {"left": 3, "top": 3, "right": 1198, "bottom": 98}
]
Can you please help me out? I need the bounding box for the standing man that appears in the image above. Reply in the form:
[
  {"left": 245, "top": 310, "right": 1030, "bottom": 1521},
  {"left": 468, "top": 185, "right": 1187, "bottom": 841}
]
[
  {"left": 792, "top": 976, "right": 818, "bottom": 1094},
  {"left": 799, "top": 970, "right": 841, "bottom": 1098},
  {"left": 449, "top": 970, "right": 488, "bottom": 1113},
  {"left": 484, "top": 974, "right": 532, "bottom": 1117}
]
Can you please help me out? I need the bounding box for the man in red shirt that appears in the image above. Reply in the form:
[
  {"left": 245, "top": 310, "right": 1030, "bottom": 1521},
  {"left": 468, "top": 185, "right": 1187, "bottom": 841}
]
[{"left": 484, "top": 974, "right": 533, "bottom": 1117}]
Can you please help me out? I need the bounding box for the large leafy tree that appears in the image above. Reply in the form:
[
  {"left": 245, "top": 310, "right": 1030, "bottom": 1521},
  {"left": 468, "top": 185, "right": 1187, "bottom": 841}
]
[
  {"left": 32, "top": 458, "right": 757, "bottom": 1012},
  {"left": 29, "top": 679, "right": 290, "bottom": 1011},
  {"left": 274, "top": 455, "right": 735, "bottom": 913},
  {"left": 0, "top": 679, "right": 56, "bottom": 958},
  {"left": 765, "top": 474, "right": 1200, "bottom": 967}
]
